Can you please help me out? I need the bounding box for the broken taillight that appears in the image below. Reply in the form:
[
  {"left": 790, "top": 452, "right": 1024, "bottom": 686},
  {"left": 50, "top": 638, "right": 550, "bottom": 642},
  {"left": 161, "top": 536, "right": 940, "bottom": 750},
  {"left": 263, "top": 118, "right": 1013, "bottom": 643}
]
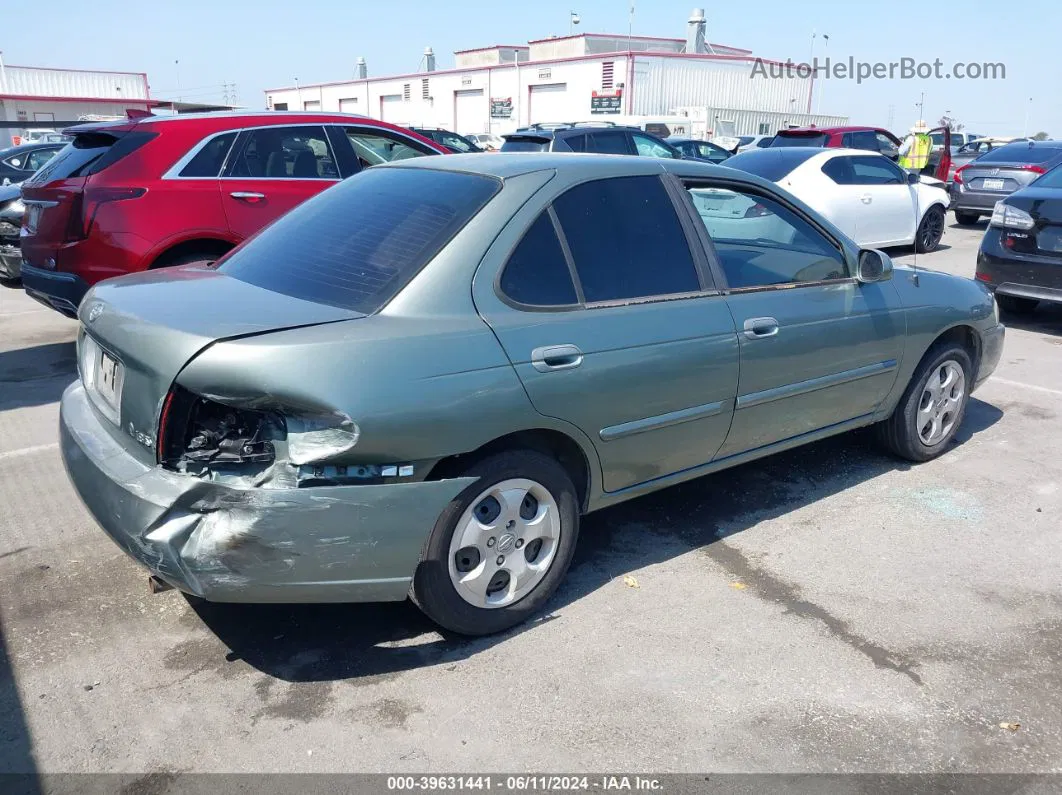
[{"left": 157, "top": 385, "right": 277, "bottom": 470}]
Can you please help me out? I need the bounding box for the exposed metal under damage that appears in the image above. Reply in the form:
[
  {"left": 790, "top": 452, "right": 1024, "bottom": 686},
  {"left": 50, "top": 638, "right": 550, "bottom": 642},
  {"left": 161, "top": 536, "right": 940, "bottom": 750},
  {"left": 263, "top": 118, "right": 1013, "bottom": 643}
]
[{"left": 61, "top": 382, "right": 475, "bottom": 602}]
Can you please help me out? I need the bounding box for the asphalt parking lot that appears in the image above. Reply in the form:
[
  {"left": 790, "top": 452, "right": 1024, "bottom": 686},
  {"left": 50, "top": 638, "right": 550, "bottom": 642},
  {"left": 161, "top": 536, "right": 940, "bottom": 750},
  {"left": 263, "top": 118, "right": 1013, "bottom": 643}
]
[{"left": 1, "top": 217, "right": 1061, "bottom": 777}]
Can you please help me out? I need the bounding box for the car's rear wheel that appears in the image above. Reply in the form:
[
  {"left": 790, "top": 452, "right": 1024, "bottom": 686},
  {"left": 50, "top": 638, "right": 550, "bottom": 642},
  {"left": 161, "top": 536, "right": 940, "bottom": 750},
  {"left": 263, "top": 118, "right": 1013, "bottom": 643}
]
[
  {"left": 953, "top": 210, "right": 980, "bottom": 226},
  {"left": 412, "top": 450, "right": 580, "bottom": 636},
  {"left": 995, "top": 294, "right": 1038, "bottom": 315},
  {"left": 877, "top": 342, "right": 973, "bottom": 462},
  {"left": 915, "top": 206, "right": 946, "bottom": 253}
]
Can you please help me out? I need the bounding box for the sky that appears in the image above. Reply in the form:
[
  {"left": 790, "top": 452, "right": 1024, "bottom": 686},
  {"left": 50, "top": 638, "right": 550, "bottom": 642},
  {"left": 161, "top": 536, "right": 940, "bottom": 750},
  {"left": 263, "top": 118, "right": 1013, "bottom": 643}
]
[{"left": 10, "top": 0, "right": 1061, "bottom": 137}]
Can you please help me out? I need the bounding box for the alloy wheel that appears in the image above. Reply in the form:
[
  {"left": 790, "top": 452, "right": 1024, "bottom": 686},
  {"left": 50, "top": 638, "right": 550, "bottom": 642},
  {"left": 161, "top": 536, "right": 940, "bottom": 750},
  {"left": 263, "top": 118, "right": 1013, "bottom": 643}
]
[{"left": 917, "top": 360, "right": 965, "bottom": 446}]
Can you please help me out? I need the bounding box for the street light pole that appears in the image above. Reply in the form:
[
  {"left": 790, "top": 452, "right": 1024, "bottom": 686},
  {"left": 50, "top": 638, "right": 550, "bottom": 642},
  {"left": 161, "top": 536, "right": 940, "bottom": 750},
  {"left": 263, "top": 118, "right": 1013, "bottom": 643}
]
[
  {"left": 1023, "top": 97, "right": 1032, "bottom": 138},
  {"left": 569, "top": 11, "right": 579, "bottom": 35}
]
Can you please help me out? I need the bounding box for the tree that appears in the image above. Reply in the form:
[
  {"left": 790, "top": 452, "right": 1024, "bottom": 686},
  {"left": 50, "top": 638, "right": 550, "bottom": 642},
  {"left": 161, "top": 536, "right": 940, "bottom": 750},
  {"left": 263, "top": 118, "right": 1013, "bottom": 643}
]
[
  {"left": 1032, "top": 131, "right": 1050, "bottom": 141},
  {"left": 937, "top": 114, "right": 964, "bottom": 132}
]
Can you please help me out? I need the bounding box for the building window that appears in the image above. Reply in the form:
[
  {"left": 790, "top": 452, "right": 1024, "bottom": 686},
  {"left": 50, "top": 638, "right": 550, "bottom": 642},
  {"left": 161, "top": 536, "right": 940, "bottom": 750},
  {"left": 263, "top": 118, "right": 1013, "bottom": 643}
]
[
  {"left": 422, "top": 78, "right": 430, "bottom": 100},
  {"left": 602, "top": 61, "right": 614, "bottom": 91},
  {"left": 758, "top": 122, "right": 771, "bottom": 134},
  {"left": 403, "top": 83, "right": 411, "bottom": 101},
  {"left": 273, "top": 102, "right": 289, "bottom": 111}
]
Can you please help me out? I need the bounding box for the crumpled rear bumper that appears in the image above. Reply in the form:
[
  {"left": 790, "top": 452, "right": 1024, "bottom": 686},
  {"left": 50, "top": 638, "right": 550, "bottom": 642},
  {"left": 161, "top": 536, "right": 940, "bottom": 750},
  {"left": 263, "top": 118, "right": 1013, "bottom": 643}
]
[{"left": 60, "top": 382, "right": 474, "bottom": 603}]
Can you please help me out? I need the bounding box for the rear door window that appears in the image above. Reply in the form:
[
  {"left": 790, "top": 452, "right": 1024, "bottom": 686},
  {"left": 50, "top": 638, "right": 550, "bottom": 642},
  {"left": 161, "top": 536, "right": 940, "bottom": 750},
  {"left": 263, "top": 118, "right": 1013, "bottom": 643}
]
[
  {"left": 227, "top": 126, "right": 338, "bottom": 179},
  {"left": 587, "top": 131, "right": 633, "bottom": 156},
  {"left": 499, "top": 212, "right": 579, "bottom": 307},
  {"left": 552, "top": 175, "right": 701, "bottom": 303},
  {"left": 844, "top": 131, "right": 880, "bottom": 151},
  {"left": 220, "top": 167, "right": 500, "bottom": 313},
  {"left": 179, "top": 132, "right": 237, "bottom": 177}
]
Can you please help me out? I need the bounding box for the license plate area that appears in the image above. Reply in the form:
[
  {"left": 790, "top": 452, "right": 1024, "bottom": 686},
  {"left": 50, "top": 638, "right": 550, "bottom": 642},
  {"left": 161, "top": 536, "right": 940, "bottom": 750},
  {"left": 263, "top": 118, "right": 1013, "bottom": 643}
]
[
  {"left": 80, "top": 333, "right": 124, "bottom": 425},
  {"left": 982, "top": 178, "right": 1005, "bottom": 191}
]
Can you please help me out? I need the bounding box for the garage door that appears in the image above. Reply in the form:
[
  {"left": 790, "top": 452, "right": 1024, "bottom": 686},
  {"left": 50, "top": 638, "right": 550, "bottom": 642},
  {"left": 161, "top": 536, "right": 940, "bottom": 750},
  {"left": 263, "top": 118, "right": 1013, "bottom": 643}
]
[
  {"left": 454, "top": 89, "right": 485, "bottom": 135},
  {"left": 339, "top": 98, "right": 360, "bottom": 114},
  {"left": 379, "top": 94, "right": 404, "bottom": 124},
  {"left": 528, "top": 83, "right": 568, "bottom": 126}
]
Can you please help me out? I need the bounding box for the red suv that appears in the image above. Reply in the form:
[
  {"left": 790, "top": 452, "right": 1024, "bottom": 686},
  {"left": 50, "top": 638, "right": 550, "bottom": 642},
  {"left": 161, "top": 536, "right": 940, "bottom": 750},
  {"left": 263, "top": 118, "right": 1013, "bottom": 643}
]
[{"left": 20, "top": 112, "right": 447, "bottom": 317}]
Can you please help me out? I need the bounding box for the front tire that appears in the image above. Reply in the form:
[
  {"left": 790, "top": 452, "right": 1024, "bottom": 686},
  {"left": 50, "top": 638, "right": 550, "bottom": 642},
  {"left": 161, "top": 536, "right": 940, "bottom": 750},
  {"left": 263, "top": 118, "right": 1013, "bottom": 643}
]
[
  {"left": 915, "top": 206, "right": 946, "bottom": 253},
  {"left": 953, "top": 210, "right": 980, "bottom": 226},
  {"left": 877, "top": 343, "right": 973, "bottom": 462},
  {"left": 412, "top": 450, "right": 580, "bottom": 636},
  {"left": 995, "top": 294, "right": 1038, "bottom": 315}
]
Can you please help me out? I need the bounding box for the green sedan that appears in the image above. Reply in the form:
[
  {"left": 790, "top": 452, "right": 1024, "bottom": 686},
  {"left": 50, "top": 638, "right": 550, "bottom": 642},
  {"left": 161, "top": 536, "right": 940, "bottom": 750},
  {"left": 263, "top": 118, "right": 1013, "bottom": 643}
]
[{"left": 60, "top": 153, "right": 1005, "bottom": 636}]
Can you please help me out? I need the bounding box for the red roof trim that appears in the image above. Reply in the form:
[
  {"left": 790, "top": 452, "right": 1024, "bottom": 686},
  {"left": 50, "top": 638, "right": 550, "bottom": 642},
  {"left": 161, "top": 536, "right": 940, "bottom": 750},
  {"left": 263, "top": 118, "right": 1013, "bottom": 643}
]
[
  {"left": 453, "top": 44, "right": 530, "bottom": 54},
  {"left": 0, "top": 93, "right": 152, "bottom": 105},
  {"left": 264, "top": 50, "right": 777, "bottom": 93}
]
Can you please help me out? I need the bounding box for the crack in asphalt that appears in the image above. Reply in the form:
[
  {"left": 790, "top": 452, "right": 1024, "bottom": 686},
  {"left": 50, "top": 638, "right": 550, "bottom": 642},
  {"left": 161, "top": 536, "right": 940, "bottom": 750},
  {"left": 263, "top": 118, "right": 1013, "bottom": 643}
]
[{"left": 704, "top": 541, "right": 925, "bottom": 686}]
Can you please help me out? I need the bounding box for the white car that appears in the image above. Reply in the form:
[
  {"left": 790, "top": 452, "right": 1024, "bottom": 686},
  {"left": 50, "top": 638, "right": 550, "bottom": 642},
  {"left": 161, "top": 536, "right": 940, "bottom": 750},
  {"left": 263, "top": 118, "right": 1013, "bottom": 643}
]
[
  {"left": 723, "top": 147, "right": 949, "bottom": 252},
  {"left": 467, "top": 133, "right": 505, "bottom": 151}
]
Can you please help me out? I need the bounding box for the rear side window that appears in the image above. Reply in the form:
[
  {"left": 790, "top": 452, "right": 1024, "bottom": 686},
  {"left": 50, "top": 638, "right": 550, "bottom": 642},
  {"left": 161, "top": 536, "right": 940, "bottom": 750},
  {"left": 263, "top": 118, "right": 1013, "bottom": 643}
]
[
  {"left": 179, "top": 132, "right": 237, "bottom": 177},
  {"left": 771, "top": 132, "right": 829, "bottom": 148},
  {"left": 24, "top": 130, "right": 156, "bottom": 184},
  {"left": 220, "top": 168, "right": 500, "bottom": 313},
  {"left": 500, "top": 213, "right": 578, "bottom": 307},
  {"left": 553, "top": 176, "right": 700, "bottom": 303},
  {"left": 843, "top": 131, "right": 879, "bottom": 151},
  {"left": 502, "top": 137, "right": 549, "bottom": 152}
]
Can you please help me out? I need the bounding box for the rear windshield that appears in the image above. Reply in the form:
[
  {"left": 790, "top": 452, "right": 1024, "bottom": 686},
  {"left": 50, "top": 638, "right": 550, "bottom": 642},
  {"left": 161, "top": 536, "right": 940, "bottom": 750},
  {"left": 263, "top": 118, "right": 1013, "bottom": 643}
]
[
  {"left": 976, "top": 144, "right": 1062, "bottom": 164},
  {"left": 502, "top": 138, "right": 549, "bottom": 152},
  {"left": 1032, "top": 165, "right": 1062, "bottom": 188},
  {"left": 26, "top": 133, "right": 113, "bottom": 182},
  {"left": 723, "top": 149, "right": 821, "bottom": 181},
  {"left": 771, "top": 132, "right": 829, "bottom": 148},
  {"left": 219, "top": 167, "right": 500, "bottom": 313}
]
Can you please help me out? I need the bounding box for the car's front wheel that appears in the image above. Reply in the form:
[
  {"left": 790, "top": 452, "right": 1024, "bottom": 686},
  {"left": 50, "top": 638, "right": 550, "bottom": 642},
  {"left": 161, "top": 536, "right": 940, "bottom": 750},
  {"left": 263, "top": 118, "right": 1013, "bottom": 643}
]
[
  {"left": 412, "top": 450, "right": 580, "bottom": 636},
  {"left": 995, "top": 295, "right": 1038, "bottom": 315},
  {"left": 877, "top": 343, "right": 973, "bottom": 462},
  {"left": 915, "top": 206, "right": 946, "bottom": 253},
  {"left": 953, "top": 210, "right": 980, "bottom": 226}
]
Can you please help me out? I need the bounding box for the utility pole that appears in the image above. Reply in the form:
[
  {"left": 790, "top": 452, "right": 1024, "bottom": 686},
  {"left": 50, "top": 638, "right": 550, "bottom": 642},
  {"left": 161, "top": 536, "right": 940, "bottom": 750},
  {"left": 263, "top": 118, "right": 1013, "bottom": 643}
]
[
  {"left": 916, "top": 92, "right": 925, "bottom": 122},
  {"left": 569, "top": 11, "right": 579, "bottom": 35},
  {"left": 887, "top": 104, "right": 895, "bottom": 130},
  {"left": 1023, "top": 97, "right": 1032, "bottom": 138}
]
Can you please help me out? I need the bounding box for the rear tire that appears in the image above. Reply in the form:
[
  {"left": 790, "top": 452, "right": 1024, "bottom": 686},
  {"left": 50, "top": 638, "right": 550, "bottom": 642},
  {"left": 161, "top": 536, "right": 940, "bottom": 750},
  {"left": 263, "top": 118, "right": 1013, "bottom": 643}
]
[
  {"left": 412, "top": 450, "right": 580, "bottom": 636},
  {"left": 876, "top": 342, "right": 973, "bottom": 462},
  {"left": 995, "top": 294, "right": 1038, "bottom": 315},
  {"left": 953, "top": 210, "right": 980, "bottom": 226},
  {"left": 915, "top": 205, "right": 946, "bottom": 253}
]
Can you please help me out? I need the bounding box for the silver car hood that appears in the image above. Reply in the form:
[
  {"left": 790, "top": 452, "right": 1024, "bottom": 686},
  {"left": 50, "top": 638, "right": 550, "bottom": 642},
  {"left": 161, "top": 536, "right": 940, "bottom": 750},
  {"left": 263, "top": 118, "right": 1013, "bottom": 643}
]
[{"left": 77, "top": 266, "right": 363, "bottom": 464}]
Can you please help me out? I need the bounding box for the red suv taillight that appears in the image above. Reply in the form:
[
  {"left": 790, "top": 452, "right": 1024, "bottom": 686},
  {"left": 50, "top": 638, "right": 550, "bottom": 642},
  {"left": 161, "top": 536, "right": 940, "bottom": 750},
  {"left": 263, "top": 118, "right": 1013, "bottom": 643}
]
[{"left": 64, "top": 186, "right": 146, "bottom": 242}]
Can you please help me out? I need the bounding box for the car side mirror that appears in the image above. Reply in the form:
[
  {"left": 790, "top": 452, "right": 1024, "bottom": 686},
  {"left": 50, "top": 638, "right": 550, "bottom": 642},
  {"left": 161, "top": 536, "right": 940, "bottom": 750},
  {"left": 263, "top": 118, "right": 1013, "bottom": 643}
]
[
  {"left": 856, "top": 249, "right": 893, "bottom": 283},
  {"left": 907, "top": 171, "right": 920, "bottom": 185}
]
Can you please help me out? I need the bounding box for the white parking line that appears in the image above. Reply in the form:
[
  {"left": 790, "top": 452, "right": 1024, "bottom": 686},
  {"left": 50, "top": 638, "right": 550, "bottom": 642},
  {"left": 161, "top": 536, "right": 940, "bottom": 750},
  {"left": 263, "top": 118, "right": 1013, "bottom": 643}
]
[
  {"left": 0, "top": 442, "right": 59, "bottom": 461},
  {"left": 990, "top": 377, "right": 1062, "bottom": 397}
]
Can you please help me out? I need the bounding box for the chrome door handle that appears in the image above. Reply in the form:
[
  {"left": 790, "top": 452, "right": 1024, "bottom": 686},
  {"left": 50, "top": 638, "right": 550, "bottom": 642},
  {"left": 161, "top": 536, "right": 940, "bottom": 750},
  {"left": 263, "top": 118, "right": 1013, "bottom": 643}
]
[
  {"left": 743, "top": 317, "right": 779, "bottom": 339},
  {"left": 230, "top": 191, "right": 266, "bottom": 202},
  {"left": 531, "top": 344, "right": 583, "bottom": 372},
  {"left": 860, "top": 193, "right": 873, "bottom": 204}
]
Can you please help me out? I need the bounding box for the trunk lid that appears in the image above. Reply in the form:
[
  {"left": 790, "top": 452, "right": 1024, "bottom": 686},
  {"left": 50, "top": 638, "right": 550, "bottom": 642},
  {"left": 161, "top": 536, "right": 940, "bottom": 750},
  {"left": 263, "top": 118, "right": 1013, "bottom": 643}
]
[
  {"left": 959, "top": 160, "right": 1045, "bottom": 194},
  {"left": 78, "top": 266, "right": 364, "bottom": 464},
  {"left": 1002, "top": 187, "right": 1062, "bottom": 257}
]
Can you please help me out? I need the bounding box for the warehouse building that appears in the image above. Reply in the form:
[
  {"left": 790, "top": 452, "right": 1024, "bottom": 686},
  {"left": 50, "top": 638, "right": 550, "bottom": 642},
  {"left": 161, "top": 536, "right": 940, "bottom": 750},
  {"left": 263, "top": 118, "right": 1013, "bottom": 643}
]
[
  {"left": 0, "top": 62, "right": 152, "bottom": 140},
  {"left": 264, "top": 10, "right": 846, "bottom": 138}
]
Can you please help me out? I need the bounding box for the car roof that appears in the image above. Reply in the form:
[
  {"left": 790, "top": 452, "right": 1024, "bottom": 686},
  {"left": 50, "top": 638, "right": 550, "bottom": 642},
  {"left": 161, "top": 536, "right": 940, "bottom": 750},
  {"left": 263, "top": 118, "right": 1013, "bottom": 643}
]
[
  {"left": 388, "top": 151, "right": 737, "bottom": 180},
  {"left": 65, "top": 110, "right": 409, "bottom": 135}
]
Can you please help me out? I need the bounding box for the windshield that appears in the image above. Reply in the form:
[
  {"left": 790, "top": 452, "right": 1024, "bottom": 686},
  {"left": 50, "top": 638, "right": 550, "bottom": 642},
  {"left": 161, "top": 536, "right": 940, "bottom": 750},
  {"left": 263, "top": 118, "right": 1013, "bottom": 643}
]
[
  {"left": 220, "top": 168, "right": 500, "bottom": 313},
  {"left": 771, "top": 132, "right": 829, "bottom": 148}
]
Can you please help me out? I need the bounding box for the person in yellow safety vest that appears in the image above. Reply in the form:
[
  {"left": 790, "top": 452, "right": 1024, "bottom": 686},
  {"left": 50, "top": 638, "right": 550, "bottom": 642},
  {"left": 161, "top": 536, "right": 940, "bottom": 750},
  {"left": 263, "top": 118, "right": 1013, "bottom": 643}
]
[{"left": 898, "top": 121, "right": 932, "bottom": 171}]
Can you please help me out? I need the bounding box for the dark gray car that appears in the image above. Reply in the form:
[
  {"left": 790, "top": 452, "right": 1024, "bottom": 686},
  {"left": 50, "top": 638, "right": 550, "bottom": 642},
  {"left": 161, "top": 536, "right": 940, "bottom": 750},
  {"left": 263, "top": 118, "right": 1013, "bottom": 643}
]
[{"left": 951, "top": 140, "right": 1062, "bottom": 225}]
